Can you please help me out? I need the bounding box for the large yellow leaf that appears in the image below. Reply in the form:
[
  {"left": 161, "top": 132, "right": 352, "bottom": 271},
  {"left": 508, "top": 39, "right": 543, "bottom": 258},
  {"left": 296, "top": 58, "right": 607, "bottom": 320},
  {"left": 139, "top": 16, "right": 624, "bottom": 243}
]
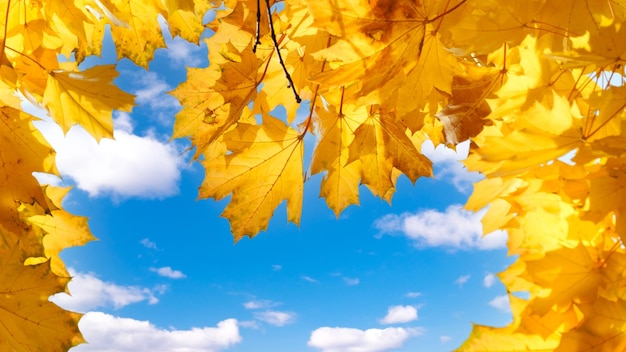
[
  {"left": 0, "top": 107, "right": 55, "bottom": 233},
  {"left": 172, "top": 43, "right": 264, "bottom": 156},
  {"left": 311, "top": 103, "right": 365, "bottom": 216},
  {"left": 307, "top": 0, "right": 462, "bottom": 107},
  {"left": 0, "top": 227, "right": 83, "bottom": 352},
  {"left": 43, "top": 64, "right": 134, "bottom": 141},
  {"left": 200, "top": 116, "right": 304, "bottom": 241},
  {"left": 22, "top": 186, "right": 96, "bottom": 277},
  {"left": 457, "top": 295, "right": 561, "bottom": 352},
  {"left": 347, "top": 107, "right": 432, "bottom": 201}
]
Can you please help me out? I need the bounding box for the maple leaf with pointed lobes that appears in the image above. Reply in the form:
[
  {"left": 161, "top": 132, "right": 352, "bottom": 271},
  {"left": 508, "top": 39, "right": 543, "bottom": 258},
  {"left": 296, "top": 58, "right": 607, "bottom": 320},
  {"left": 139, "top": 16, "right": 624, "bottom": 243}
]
[
  {"left": 0, "top": 107, "right": 56, "bottom": 234},
  {"left": 0, "top": 228, "right": 83, "bottom": 352},
  {"left": 346, "top": 106, "right": 432, "bottom": 202},
  {"left": 43, "top": 64, "right": 135, "bottom": 141},
  {"left": 307, "top": 0, "right": 462, "bottom": 113},
  {"left": 311, "top": 103, "right": 365, "bottom": 216},
  {"left": 22, "top": 186, "right": 96, "bottom": 277},
  {"left": 172, "top": 42, "right": 265, "bottom": 157},
  {"left": 200, "top": 116, "right": 304, "bottom": 241}
]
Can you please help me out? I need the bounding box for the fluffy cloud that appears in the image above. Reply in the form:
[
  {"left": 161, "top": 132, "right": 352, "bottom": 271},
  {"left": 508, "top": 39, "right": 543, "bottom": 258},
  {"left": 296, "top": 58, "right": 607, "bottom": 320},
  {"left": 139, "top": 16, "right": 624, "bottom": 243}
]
[
  {"left": 133, "top": 71, "right": 180, "bottom": 111},
  {"left": 165, "top": 37, "right": 206, "bottom": 67},
  {"left": 483, "top": 273, "right": 496, "bottom": 288},
  {"left": 33, "top": 113, "right": 184, "bottom": 199},
  {"left": 489, "top": 295, "right": 511, "bottom": 312},
  {"left": 72, "top": 312, "right": 241, "bottom": 352},
  {"left": 379, "top": 305, "right": 418, "bottom": 324},
  {"left": 374, "top": 205, "right": 507, "bottom": 250},
  {"left": 150, "top": 266, "right": 186, "bottom": 279},
  {"left": 253, "top": 310, "right": 296, "bottom": 327},
  {"left": 308, "top": 326, "right": 423, "bottom": 352},
  {"left": 455, "top": 275, "right": 471, "bottom": 287},
  {"left": 50, "top": 271, "right": 163, "bottom": 312},
  {"left": 420, "top": 140, "right": 482, "bottom": 193}
]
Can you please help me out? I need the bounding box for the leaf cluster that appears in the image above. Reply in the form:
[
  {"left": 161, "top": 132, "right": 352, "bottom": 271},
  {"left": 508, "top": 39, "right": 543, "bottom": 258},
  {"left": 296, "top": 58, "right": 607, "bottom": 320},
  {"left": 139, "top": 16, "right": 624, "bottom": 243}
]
[{"left": 171, "top": 0, "right": 626, "bottom": 350}]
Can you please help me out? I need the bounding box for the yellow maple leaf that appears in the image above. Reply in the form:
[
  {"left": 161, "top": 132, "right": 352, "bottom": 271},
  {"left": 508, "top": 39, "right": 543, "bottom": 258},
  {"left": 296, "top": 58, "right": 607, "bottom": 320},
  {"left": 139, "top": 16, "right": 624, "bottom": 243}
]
[
  {"left": 172, "top": 42, "right": 264, "bottom": 156},
  {"left": 557, "top": 298, "right": 626, "bottom": 351},
  {"left": 307, "top": 0, "right": 462, "bottom": 108},
  {"left": 22, "top": 186, "right": 96, "bottom": 277},
  {"left": 311, "top": 103, "right": 366, "bottom": 216},
  {"left": 199, "top": 116, "right": 304, "bottom": 241},
  {"left": 456, "top": 295, "right": 561, "bottom": 351},
  {"left": 0, "top": 107, "right": 55, "bottom": 233},
  {"left": 347, "top": 106, "right": 432, "bottom": 202},
  {"left": 0, "top": 227, "right": 83, "bottom": 352},
  {"left": 42, "top": 64, "right": 134, "bottom": 141},
  {"left": 523, "top": 243, "right": 609, "bottom": 315}
]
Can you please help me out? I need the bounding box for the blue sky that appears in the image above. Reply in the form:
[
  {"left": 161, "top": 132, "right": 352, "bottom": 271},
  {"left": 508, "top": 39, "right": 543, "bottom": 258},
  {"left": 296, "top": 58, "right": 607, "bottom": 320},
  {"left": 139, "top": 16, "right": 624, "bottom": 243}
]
[{"left": 30, "top": 21, "right": 516, "bottom": 352}]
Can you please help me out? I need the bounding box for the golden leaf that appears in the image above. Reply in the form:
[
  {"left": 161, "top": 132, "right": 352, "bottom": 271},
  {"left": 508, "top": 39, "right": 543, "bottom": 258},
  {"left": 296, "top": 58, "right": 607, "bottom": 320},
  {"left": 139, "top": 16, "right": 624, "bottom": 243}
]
[
  {"left": 199, "top": 116, "right": 304, "bottom": 241},
  {"left": 0, "top": 107, "right": 55, "bottom": 233},
  {"left": 42, "top": 64, "right": 134, "bottom": 141},
  {"left": 0, "top": 227, "right": 83, "bottom": 352}
]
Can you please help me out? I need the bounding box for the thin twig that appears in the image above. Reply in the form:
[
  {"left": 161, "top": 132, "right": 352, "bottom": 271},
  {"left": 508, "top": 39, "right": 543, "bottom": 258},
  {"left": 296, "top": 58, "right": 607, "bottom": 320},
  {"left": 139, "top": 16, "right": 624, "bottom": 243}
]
[
  {"left": 264, "top": 0, "right": 301, "bottom": 103},
  {"left": 252, "top": 0, "right": 261, "bottom": 53}
]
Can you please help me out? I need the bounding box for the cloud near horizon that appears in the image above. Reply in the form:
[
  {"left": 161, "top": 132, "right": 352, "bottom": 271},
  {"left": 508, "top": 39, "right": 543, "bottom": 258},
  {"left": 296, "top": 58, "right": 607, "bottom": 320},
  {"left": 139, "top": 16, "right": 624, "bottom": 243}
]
[
  {"left": 72, "top": 312, "right": 241, "bottom": 352},
  {"left": 308, "top": 326, "right": 423, "bottom": 352}
]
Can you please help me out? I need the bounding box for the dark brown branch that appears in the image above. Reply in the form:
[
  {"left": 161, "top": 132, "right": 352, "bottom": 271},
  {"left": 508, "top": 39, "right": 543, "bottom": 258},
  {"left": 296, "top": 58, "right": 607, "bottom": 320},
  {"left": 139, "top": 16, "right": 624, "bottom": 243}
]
[
  {"left": 252, "top": 0, "right": 262, "bottom": 53},
  {"left": 264, "top": 0, "right": 301, "bottom": 103}
]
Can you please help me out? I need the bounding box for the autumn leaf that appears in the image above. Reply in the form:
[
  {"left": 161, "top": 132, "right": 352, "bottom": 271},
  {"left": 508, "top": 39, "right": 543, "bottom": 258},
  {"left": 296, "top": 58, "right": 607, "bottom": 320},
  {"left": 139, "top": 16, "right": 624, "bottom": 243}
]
[
  {"left": 0, "top": 227, "right": 83, "bottom": 352},
  {"left": 172, "top": 42, "right": 264, "bottom": 156},
  {"left": 43, "top": 64, "right": 134, "bottom": 141},
  {"left": 347, "top": 107, "right": 432, "bottom": 201},
  {"left": 199, "top": 116, "right": 304, "bottom": 241},
  {"left": 22, "top": 186, "right": 96, "bottom": 277},
  {"left": 310, "top": 102, "right": 365, "bottom": 215},
  {"left": 0, "top": 107, "right": 55, "bottom": 233}
]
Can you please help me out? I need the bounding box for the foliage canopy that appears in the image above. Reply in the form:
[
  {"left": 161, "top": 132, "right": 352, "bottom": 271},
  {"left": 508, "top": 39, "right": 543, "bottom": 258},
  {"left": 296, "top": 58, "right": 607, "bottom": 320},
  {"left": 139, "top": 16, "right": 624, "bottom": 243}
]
[{"left": 2, "top": 0, "right": 626, "bottom": 350}]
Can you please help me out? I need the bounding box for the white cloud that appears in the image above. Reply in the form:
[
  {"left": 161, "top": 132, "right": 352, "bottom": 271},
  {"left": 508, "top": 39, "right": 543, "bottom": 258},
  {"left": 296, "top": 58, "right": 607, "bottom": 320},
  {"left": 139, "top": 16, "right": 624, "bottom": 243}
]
[
  {"left": 302, "top": 275, "right": 319, "bottom": 283},
  {"left": 34, "top": 114, "right": 184, "bottom": 200},
  {"left": 71, "top": 312, "right": 241, "bottom": 352},
  {"left": 243, "top": 300, "right": 277, "bottom": 310},
  {"left": 272, "top": 264, "right": 282, "bottom": 271},
  {"left": 405, "top": 292, "right": 421, "bottom": 298},
  {"left": 150, "top": 266, "right": 186, "bottom": 279},
  {"left": 140, "top": 238, "right": 158, "bottom": 250},
  {"left": 455, "top": 275, "right": 470, "bottom": 287},
  {"left": 134, "top": 71, "right": 180, "bottom": 111},
  {"left": 343, "top": 277, "right": 360, "bottom": 286},
  {"left": 50, "top": 271, "right": 162, "bottom": 312},
  {"left": 379, "top": 305, "right": 418, "bottom": 324},
  {"left": 253, "top": 310, "right": 296, "bottom": 327},
  {"left": 489, "top": 295, "right": 511, "bottom": 312},
  {"left": 166, "top": 37, "right": 206, "bottom": 67},
  {"left": 308, "top": 326, "right": 423, "bottom": 352},
  {"left": 483, "top": 273, "right": 496, "bottom": 288},
  {"left": 440, "top": 335, "right": 452, "bottom": 343},
  {"left": 374, "top": 205, "right": 507, "bottom": 250},
  {"left": 421, "top": 140, "right": 483, "bottom": 193}
]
